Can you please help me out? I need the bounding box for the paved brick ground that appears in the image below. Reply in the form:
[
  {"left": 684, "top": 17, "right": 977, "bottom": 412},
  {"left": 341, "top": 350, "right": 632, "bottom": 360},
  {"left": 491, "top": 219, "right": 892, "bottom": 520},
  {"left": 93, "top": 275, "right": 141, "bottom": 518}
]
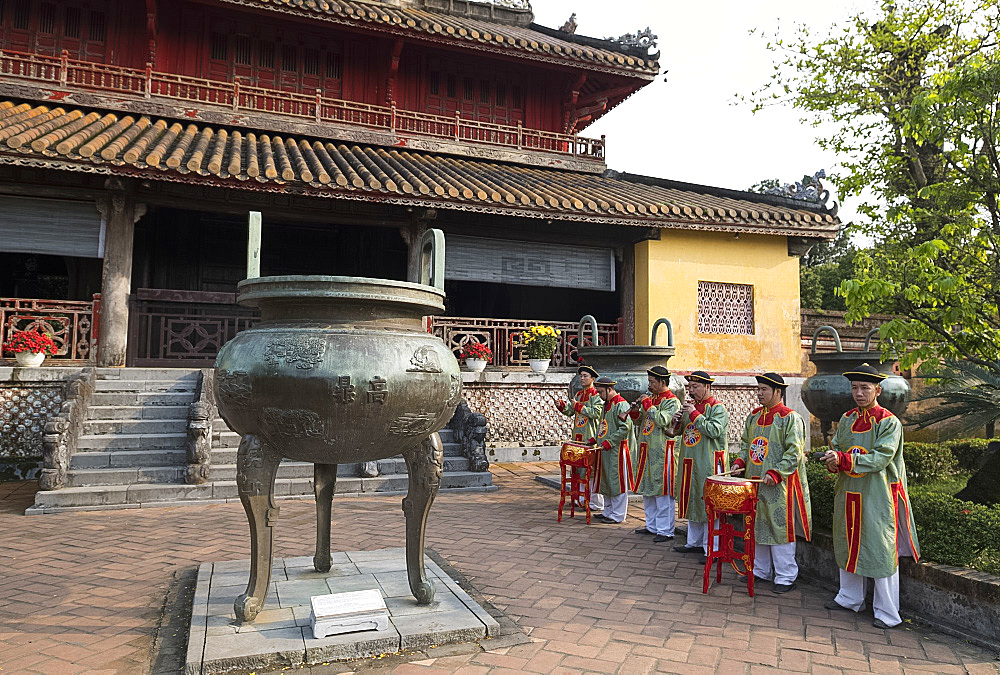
[{"left": 1, "top": 461, "right": 998, "bottom": 674}]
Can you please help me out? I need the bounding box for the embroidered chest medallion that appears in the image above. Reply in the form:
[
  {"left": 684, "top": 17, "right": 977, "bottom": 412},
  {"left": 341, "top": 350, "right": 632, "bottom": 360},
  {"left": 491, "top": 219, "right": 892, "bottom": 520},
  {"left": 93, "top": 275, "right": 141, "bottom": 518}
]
[
  {"left": 684, "top": 424, "right": 701, "bottom": 447},
  {"left": 749, "top": 436, "right": 769, "bottom": 465}
]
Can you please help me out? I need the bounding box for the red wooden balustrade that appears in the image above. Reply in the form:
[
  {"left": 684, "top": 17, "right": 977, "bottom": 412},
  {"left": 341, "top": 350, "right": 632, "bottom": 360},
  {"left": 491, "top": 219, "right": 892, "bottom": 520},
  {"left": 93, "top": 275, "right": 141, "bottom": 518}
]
[
  {"left": 428, "top": 316, "right": 622, "bottom": 368},
  {"left": 0, "top": 296, "right": 98, "bottom": 361},
  {"left": 0, "top": 49, "right": 606, "bottom": 160}
]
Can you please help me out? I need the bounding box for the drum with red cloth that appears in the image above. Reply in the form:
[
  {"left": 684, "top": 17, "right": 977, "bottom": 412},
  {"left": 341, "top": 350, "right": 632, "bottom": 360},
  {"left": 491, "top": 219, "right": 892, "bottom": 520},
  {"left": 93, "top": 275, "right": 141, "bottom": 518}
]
[
  {"left": 703, "top": 474, "right": 760, "bottom": 596},
  {"left": 558, "top": 440, "right": 599, "bottom": 524}
]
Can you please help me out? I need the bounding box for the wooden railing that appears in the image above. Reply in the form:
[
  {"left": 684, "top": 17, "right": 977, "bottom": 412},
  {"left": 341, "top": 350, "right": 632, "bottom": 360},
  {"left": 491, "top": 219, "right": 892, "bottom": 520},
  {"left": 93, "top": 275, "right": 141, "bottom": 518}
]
[
  {"left": 429, "top": 316, "right": 622, "bottom": 368},
  {"left": 0, "top": 296, "right": 98, "bottom": 361},
  {"left": 0, "top": 49, "right": 606, "bottom": 160}
]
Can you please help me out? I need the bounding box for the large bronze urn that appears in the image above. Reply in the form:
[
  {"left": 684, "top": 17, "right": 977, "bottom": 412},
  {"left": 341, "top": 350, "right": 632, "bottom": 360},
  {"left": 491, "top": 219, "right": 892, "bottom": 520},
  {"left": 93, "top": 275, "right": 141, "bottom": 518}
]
[
  {"left": 214, "top": 230, "right": 460, "bottom": 622},
  {"left": 569, "top": 315, "right": 686, "bottom": 403},
  {"left": 801, "top": 325, "right": 911, "bottom": 443}
]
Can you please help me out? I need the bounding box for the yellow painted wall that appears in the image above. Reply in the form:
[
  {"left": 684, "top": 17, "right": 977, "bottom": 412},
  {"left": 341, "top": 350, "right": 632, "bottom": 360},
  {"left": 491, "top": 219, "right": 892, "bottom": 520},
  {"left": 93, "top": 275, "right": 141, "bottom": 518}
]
[{"left": 634, "top": 232, "right": 801, "bottom": 374}]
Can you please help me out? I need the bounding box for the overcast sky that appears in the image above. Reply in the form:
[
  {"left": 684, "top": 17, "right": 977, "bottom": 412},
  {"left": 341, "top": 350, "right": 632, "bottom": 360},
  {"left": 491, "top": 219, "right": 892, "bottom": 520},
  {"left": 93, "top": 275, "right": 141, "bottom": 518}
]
[{"left": 530, "top": 0, "right": 870, "bottom": 224}]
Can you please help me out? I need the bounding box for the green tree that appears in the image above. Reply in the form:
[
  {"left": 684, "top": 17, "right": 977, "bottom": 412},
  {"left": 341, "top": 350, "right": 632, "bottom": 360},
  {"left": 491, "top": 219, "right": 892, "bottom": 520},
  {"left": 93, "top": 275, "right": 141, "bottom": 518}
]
[{"left": 749, "top": 0, "right": 1000, "bottom": 374}]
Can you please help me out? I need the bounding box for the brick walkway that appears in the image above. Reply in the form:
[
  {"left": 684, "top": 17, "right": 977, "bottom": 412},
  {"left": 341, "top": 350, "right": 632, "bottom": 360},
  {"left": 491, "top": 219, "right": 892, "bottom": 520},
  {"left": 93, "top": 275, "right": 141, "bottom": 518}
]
[{"left": 1, "top": 462, "right": 998, "bottom": 674}]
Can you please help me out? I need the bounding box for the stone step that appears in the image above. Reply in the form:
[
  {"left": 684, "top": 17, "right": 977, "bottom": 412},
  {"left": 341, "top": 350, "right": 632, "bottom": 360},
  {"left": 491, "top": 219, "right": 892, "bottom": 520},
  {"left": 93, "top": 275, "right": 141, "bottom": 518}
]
[
  {"left": 27, "top": 471, "right": 494, "bottom": 512},
  {"left": 96, "top": 367, "right": 201, "bottom": 380},
  {"left": 212, "top": 428, "right": 464, "bottom": 456},
  {"left": 87, "top": 405, "right": 190, "bottom": 421},
  {"left": 208, "top": 455, "right": 470, "bottom": 481},
  {"left": 70, "top": 449, "right": 187, "bottom": 469},
  {"left": 95, "top": 379, "right": 197, "bottom": 393},
  {"left": 76, "top": 433, "right": 187, "bottom": 451},
  {"left": 91, "top": 391, "right": 195, "bottom": 407},
  {"left": 65, "top": 466, "right": 186, "bottom": 487},
  {"left": 84, "top": 419, "right": 188, "bottom": 435}
]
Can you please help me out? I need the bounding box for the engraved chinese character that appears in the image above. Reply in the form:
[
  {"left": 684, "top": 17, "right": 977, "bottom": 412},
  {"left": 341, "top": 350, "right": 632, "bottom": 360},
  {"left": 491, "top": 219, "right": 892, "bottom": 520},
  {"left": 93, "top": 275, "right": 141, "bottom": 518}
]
[
  {"left": 333, "top": 375, "right": 356, "bottom": 404},
  {"left": 367, "top": 376, "right": 389, "bottom": 404}
]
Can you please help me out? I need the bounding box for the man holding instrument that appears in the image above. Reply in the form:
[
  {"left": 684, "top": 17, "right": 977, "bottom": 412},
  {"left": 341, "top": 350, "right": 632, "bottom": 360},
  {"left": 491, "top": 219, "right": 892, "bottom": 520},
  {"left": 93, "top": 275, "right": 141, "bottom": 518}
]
[
  {"left": 673, "top": 371, "right": 729, "bottom": 559},
  {"left": 587, "top": 376, "right": 634, "bottom": 524},
  {"left": 821, "top": 363, "right": 920, "bottom": 629},
  {"left": 630, "top": 365, "right": 682, "bottom": 542},
  {"left": 556, "top": 365, "right": 605, "bottom": 512},
  {"left": 732, "top": 372, "right": 811, "bottom": 593}
]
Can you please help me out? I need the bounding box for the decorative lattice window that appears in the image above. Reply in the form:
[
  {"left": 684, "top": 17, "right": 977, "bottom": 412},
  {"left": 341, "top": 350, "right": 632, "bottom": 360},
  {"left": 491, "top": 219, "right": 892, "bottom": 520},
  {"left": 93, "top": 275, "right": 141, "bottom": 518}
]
[{"left": 697, "top": 281, "right": 755, "bottom": 335}]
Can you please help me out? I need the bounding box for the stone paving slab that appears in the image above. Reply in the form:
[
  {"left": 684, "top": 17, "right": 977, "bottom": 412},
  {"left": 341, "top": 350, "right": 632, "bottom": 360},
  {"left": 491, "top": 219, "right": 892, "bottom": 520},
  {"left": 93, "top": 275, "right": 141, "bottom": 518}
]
[
  {"left": 186, "top": 550, "right": 499, "bottom": 674},
  {"left": 1, "top": 463, "right": 999, "bottom": 674}
]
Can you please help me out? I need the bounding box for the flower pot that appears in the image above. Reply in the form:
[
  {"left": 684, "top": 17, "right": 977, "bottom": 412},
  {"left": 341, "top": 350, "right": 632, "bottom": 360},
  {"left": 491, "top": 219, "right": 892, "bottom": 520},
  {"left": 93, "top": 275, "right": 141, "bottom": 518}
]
[
  {"left": 14, "top": 351, "right": 45, "bottom": 367},
  {"left": 465, "top": 358, "right": 487, "bottom": 373},
  {"left": 528, "top": 358, "right": 551, "bottom": 373}
]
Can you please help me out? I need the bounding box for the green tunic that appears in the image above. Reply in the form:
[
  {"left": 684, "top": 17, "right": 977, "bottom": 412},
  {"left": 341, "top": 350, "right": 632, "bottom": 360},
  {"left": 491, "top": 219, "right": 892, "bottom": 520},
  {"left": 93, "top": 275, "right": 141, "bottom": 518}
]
[
  {"left": 736, "top": 404, "right": 812, "bottom": 546},
  {"left": 630, "top": 391, "right": 682, "bottom": 497},
  {"left": 559, "top": 385, "right": 603, "bottom": 442},
  {"left": 830, "top": 405, "right": 921, "bottom": 578},
  {"left": 594, "top": 394, "right": 635, "bottom": 497},
  {"left": 675, "top": 396, "right": 729, "bottom": 523}
]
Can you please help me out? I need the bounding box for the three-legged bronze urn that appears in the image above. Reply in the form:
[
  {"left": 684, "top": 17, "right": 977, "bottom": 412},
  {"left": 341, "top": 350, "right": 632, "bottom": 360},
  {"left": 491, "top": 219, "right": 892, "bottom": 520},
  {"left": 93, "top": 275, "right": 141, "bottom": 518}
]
[{"left": 214, "top": 232, "right": 460, "bottom": 622}]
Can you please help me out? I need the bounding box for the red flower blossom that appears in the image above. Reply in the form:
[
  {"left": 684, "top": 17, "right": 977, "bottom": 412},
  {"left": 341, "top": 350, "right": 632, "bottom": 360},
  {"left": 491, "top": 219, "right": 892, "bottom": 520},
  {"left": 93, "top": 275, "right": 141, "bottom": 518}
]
[
  {"left": 3, "top": 329, "right": 58, "bottom": 356},
  {"left": 460, "top": 342, "right": 493, "bottom": 362}
]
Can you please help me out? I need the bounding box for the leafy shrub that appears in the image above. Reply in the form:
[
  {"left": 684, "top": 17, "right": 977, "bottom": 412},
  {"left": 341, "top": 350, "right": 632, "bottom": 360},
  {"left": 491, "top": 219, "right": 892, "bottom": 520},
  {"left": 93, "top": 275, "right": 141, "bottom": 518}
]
[
  {"left": 804, "top": 458, "right": 1000, "bottom": 575},
  {"left": 908, "top": 490, "right": 1000, "bottom": 575},
  {"left": 805, "top": 460, "right": 836, "bottom": 531},
  {"left": 941, "top": 438, "right": 996, "bottom": 472},
  {"left": 903, "top": 442, "right": 958, "bottom": 483}
]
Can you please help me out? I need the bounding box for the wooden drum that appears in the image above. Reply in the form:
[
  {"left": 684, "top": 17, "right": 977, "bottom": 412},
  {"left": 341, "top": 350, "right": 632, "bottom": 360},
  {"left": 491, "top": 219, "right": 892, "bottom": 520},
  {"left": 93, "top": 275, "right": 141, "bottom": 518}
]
[
  {"left": 703, "top": 475, "right": 757, "bottom": 514},
  {"left": 560, "top": 440, "right": 598, "bottom": 466}
]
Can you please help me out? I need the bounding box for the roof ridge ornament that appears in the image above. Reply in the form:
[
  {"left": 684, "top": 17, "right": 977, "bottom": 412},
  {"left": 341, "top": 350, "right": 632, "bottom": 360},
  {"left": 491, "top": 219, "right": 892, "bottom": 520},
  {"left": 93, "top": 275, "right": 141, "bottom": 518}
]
[
  {"left": 764, "top": 170, "right": 835, "bottom": 209},
  {"left": 605, "top": 27, "right": 658, "bottom": 53}
]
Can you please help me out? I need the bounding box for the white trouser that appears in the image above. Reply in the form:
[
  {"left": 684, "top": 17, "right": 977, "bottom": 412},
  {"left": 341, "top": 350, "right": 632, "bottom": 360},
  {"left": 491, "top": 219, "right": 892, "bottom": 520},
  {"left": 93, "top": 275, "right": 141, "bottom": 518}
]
[
  {"left": 643, "top": 495, "right": 675, "bottom": 536},
  {"left": 602, "top": 493, "right": 629, "bottom": 522},
  {"left": 686, "top": 520, "right": 719, "bottom": 554},
  {"left": 574, "top": 471, "right": 605, "bottom": 511},
  {"left": 834, "top": 569, "right": 901, "bottom": 627},
  {"left": 753, "top": 542, "right": 798, "bottom": 585}
]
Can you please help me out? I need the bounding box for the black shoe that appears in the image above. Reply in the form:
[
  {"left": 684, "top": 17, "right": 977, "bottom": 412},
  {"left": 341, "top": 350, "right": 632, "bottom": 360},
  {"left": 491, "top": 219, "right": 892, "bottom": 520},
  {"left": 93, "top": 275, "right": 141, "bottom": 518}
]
[
  {"left": 652, "top": 534, "right": 674, "bottom": 543},
  {"left": 634, "top": 527, "right": 655, "bottom": 535},
  {"left": 824, "top": 598, "right": 855, "bottom": 612},
  {"left": 592, "top": 514, "right": 613, "bottom": 523},
  {"left": 673, "top": 545, "right": 701, "bottom": 554},
  {"left": 698, "top": 555, "right": 709, "bottom": 564},
  {"left": 872, "top": 619, "right": 895, "bottom": 629},
  {"left": 773, "top": 582, "right": 797, "bottom": 594}
]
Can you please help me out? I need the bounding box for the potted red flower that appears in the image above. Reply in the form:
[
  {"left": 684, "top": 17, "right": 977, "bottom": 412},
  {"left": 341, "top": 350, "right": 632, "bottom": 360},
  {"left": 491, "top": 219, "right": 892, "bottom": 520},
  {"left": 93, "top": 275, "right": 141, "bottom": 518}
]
[
  {"left": 3, "top": 328, "right": 58, "bottom": 367},
  {"left": 460, "top": 342, "right": 492, "bottom": 373}
]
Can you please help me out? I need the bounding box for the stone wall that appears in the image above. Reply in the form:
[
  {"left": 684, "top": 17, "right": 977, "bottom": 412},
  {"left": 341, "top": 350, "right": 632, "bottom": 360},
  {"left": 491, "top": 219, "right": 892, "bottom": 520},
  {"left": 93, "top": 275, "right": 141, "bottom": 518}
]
[{"left": 0, "top": 367, "right": 83, "bottom": 459}]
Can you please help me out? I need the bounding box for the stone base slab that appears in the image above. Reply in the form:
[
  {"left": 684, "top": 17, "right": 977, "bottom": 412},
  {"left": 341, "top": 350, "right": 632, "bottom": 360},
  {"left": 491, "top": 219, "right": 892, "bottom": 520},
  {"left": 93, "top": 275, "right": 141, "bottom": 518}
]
[{"left": 185, "top": 548, "right": 500, "bottom": 675}]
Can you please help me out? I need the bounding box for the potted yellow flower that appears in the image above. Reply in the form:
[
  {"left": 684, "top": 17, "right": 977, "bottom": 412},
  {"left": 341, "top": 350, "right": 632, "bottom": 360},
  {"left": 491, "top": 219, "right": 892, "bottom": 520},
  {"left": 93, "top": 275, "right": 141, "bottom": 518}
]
[{"left": 521, "top": 324, "right": 560, "bottom": 373}]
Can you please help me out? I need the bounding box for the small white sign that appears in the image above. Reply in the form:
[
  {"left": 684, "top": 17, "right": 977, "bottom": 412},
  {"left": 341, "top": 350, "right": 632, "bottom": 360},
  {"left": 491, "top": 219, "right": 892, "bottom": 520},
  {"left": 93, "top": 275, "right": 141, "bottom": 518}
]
[{"left": 309, "top": 590, "right": 389, "bottom": 640}]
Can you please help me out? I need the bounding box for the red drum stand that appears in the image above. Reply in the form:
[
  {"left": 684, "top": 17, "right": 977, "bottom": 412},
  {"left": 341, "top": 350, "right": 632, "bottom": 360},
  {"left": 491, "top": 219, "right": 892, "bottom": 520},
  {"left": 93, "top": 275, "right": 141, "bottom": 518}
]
[
  {"left": 558, "top": 441, "right": 598, "bottom": 524},
  {"left": 702, "top": 475, "right": 759, "bottom": 597}
]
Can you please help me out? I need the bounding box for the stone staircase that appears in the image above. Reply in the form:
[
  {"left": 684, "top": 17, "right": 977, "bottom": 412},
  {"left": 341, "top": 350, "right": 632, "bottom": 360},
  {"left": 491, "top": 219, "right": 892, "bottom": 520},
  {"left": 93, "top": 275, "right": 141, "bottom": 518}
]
[{"left": 27, "top": 368, "right": 494, "bottom": 514}]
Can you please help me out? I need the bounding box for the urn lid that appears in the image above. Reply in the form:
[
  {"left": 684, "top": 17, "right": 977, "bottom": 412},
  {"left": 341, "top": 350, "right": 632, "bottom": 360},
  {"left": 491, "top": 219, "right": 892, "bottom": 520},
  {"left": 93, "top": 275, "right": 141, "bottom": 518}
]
[{"left": 236, "top": 275, "right": 446, "bottom": 316}]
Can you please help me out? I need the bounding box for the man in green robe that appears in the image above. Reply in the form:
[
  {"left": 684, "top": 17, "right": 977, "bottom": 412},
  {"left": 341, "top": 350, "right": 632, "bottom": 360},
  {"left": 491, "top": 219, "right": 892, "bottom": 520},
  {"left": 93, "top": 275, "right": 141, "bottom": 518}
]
[
  {"left": 630, "top": 365, "right": 682, "bottom": 542},
  {"left": 733, "top": 372, "right": 812, "bottom": 593},
  {"left": 673, "top": 371, "right": 729, "bottom": 559},
  {"left": 586, "top": 376, "right": 634, "bottom": 524},
  {"left": 821, "top": 363, "right": 920, "bottom": 629},
  {"left": 556, "top": 365, "right": 605, "bottom": 512}
]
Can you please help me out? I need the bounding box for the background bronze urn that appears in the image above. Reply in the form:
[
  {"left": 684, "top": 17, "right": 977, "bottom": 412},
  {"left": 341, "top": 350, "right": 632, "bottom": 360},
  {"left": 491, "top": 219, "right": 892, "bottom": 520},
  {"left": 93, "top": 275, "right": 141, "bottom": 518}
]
[
  {"left": 569, "top": 315, "right": 686, "bottom": 403},
  {"left": 801, "top": 325, "right": 911, "bottom": 444},
  {"left": 214, "top": 230, "right": 460, "bottom": 622}
]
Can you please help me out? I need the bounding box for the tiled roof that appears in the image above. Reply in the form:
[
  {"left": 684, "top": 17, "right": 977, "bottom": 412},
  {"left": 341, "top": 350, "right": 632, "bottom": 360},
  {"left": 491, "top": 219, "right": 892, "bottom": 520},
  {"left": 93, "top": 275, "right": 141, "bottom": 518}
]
[
  {"left": 0, "top": 101, "right": 838, "bottom": 237},
  {"left": 222, "top": 0, "right": 659, "bottom": 77}
]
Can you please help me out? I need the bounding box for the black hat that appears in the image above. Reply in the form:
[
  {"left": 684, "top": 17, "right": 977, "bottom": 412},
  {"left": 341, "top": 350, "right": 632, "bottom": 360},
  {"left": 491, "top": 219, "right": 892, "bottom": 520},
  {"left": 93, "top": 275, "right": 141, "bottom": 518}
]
[
  {"left": 686, "top": 371, "right": 714, "bottom": 384},
  {"left": 594, "top": 376, "right": 617, "bottom": 387},
  {"left": 578, "top": 365, "right": 599, "bottom": 379},
  {"left": 646, "top": 365, "right": 670, "bottom": 380},
  {"left": 843, "top": 363, "right": 887, "bottom": 383},
  {"left": 755, "top": 372, "right": 788, "bottom": 389}
]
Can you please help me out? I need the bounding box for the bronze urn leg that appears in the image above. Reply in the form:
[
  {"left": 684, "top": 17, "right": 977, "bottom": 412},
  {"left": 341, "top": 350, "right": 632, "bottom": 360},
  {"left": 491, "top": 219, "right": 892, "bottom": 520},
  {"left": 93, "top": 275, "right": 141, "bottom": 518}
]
[
  {"left": 313, "top": 463, "right": 338, "bottom": 573},
  {"left": 234, "top": 434, "right": 283, "bottom": 623},
  {"left": 401, "top": 432, "right": 444, "bottom": 604}
]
